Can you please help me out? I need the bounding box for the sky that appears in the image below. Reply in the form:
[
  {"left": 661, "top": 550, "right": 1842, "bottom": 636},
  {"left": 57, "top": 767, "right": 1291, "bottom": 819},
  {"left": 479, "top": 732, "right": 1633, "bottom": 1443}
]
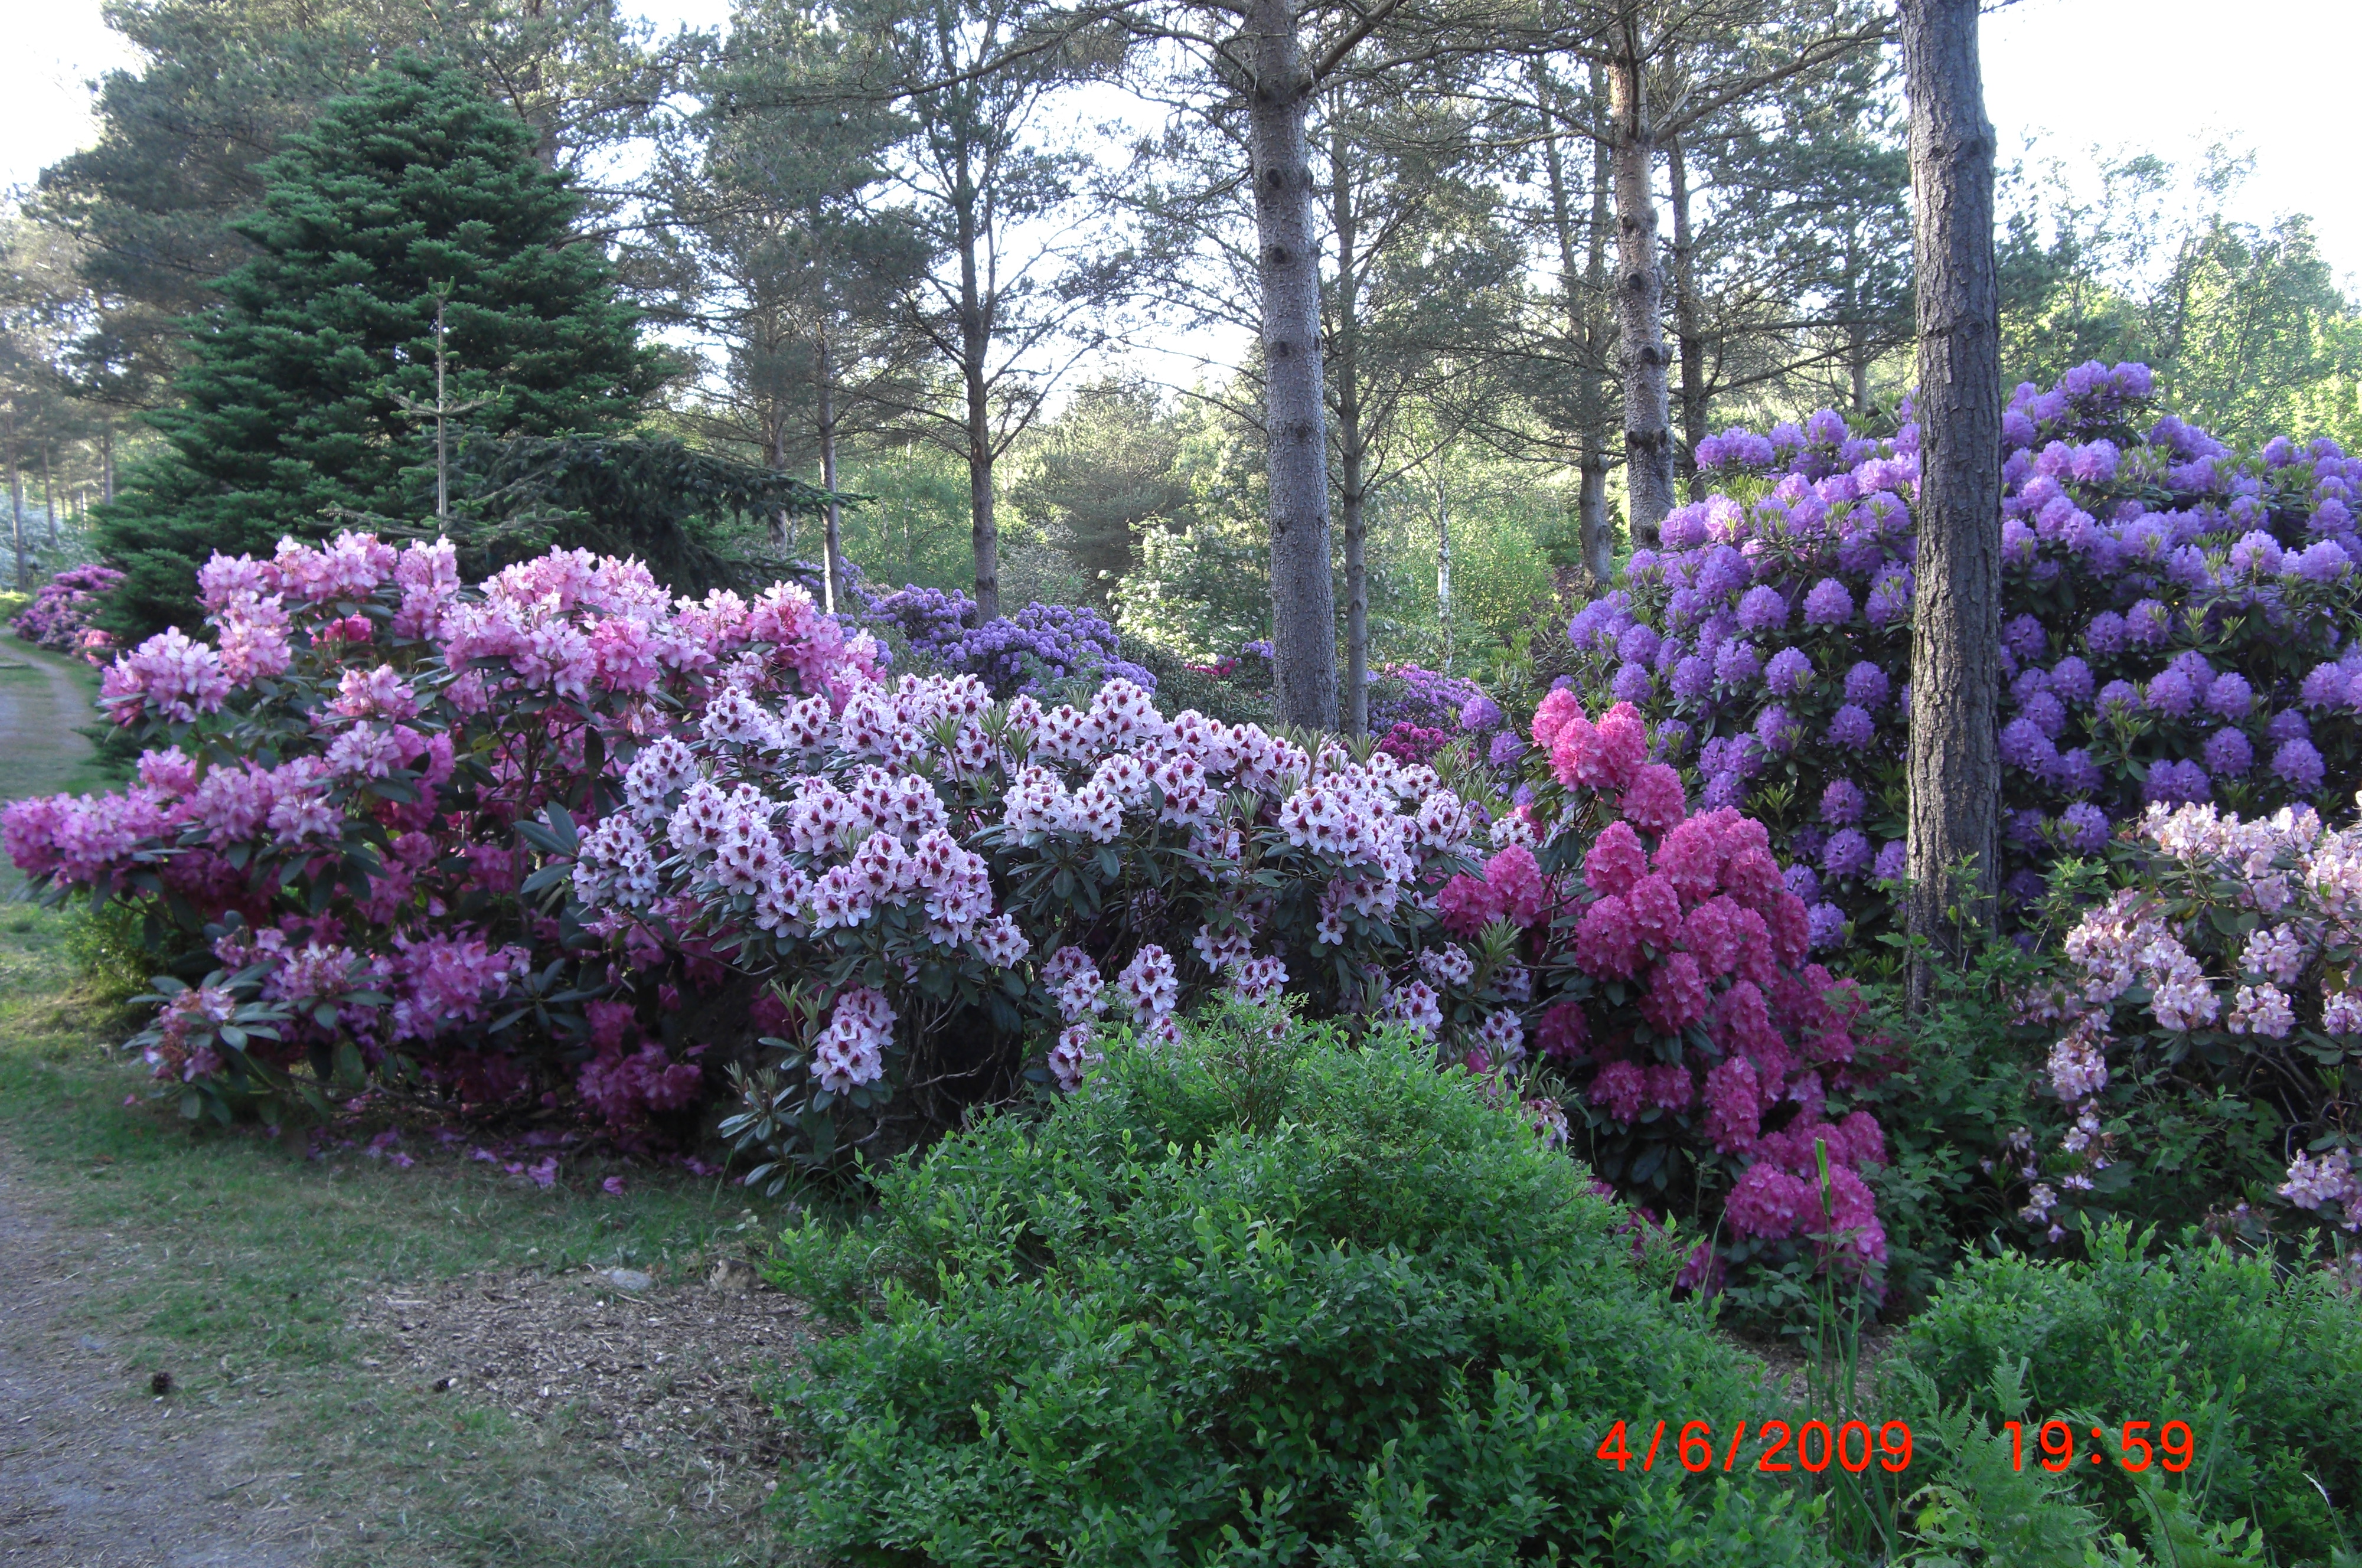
[{"left": 2, "top": 0, "right": 2355, "bottom": 290}]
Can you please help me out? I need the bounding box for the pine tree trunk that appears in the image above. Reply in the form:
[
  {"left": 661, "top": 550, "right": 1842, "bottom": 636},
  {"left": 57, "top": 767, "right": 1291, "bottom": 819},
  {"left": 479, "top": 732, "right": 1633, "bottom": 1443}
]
[
  {"left": 100, "top": 416, "right": 114, "bottom": 503},
  {"left": 1434, "top": 466, "right": 1453, "bottom": 674},
  {"left": 1579, "top": 81, "right": 1616, "bottom": 583},
  {"left": 1537, "top": 61, "right": 1617, "bottom": 587},
  {"left": 1247, "top": 0, "right": 1337, "bottom": 732},
  {"left": 1667, "top": 132, "right": 1708, "bottom": 504},
  {"left": 43, "top": 440, "right": 56, "bottom": 547},
  {"left": 1332, "top": 129, "right": 1369, "bottom": 737},
  {"left": 1607, "top": 32, "right": 1675, "bottom": 547},
  {"left": 817, "top": 333, "right": 848, "bottom": 614},
  {"left": 6, "top": 403, "right": 24, "bottom": 590},
  {"left": 1901, "top": 0, "right": 2004, "bottom": 997},
  {"left": 765, "top": 406, "right": 794, "bottom": 554},
  {"left": 954, "top": 148, "right": 999, "bottom": 623}
]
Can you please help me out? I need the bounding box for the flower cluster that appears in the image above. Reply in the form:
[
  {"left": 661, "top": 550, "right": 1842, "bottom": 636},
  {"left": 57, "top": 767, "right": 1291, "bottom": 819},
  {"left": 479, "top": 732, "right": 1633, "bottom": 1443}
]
[
  {"left": 1453, "top": 692, "right": 1890, "bottom": 1288},
  {"left": 578, "top": 664, "right": 1495, "bottom": 1152},
  {"left": 12, "top": 564, "right": 124, "bottom": 659},
  {"left": 2013, "top": 793, "right": 2362, "bottom": 1238},
  {"left": 4, "top": 532, "right": 887, "bottom": 1128},
  {"left": 1566, "top": 365, "right": 2362, "bottom": 935},
  {"left": 862, "top": 583, "right": 1154, "bottom": 698}
]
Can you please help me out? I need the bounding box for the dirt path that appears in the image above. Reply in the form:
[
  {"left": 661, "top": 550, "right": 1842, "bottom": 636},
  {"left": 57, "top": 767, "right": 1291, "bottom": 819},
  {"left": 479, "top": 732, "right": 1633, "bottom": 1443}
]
[
  {"left": 0, "top": 1147, "right": 316, "bottom": 1568},
  {"left": 0, "top": 638, "right": 102, "bottom": 818}
]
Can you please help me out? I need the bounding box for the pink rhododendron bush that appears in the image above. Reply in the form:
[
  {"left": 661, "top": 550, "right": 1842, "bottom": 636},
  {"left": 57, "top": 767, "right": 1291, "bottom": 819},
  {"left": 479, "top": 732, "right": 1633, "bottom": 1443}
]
[
  {"left": 2, "top": 532, "right": 886, "bottom": 1128},
  {"left": 2008, "top": 792, "right": 2362, "bottom": 1244},
  {"left": 1471, "top": 688, "right": 1893, "bottom": 1295}
]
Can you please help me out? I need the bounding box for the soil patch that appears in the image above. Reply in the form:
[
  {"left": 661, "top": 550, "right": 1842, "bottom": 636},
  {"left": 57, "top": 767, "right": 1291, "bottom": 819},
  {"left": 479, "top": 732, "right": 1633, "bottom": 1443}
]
[{"left": 0, "top": 1149, "right": 316, "bottom": 1568}]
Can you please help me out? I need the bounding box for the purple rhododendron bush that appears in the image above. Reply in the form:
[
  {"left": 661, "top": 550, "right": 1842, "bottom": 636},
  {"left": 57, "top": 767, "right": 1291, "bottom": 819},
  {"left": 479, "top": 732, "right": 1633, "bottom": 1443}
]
[
  {"left": 1562, "top": 362, "right": 2362, "bottom": 944},
  {"left": 2, "top": 533, "right": 888, "bottom": 1131}
]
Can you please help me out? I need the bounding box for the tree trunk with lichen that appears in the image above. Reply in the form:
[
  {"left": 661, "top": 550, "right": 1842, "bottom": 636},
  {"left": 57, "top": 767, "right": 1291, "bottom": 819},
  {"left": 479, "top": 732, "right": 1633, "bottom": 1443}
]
[
  {"left": 1607, "top": 35, "right": 1674, "bottom": 547},
  {"left": 1247, "top": 0, "right": 1338, "bottom": 731}
]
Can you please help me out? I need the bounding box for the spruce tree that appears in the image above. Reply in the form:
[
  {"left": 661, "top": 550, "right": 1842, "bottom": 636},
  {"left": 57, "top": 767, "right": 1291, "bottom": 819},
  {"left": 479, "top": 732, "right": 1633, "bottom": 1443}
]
[{"left": 97, "top": 53, "right": 667, "bottom": 636}]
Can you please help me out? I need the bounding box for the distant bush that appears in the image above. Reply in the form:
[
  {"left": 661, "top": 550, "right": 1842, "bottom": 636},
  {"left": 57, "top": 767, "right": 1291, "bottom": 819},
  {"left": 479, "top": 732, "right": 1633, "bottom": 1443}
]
[
  {"left": 1903, "top": 1223, "right": 2362, "bottom": 1561},
  {"left": 766, "top": 1006, "right": 1832, "bottom": 1564},
  {"left": 859, "top": 582, "right": 1156, "bottom": 697},
  {"left": 12, "top": 564, "right": 123, "bottom": 658},
  {"left": 1560, "top": 364, "right": 2362, "bottom": 944}
]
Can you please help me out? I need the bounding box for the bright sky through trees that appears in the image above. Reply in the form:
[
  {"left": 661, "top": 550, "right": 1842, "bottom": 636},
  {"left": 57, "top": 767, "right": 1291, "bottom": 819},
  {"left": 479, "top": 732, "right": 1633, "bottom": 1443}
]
[{"left": 4, "top": 0, "right": 2354, "bottom": 290}]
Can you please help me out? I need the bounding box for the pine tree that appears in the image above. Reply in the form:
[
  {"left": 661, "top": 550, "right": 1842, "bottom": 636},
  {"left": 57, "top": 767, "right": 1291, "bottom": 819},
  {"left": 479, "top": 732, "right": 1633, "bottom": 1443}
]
[{"left": 96, "top": 53, "right": 668, "bottom": 636}]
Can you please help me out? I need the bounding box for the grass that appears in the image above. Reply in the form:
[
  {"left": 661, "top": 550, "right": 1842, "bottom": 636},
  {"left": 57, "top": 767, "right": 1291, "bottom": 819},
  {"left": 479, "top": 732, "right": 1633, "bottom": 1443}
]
[{"left": 0, "top": 903, "right": 804, "bottom": 1566}]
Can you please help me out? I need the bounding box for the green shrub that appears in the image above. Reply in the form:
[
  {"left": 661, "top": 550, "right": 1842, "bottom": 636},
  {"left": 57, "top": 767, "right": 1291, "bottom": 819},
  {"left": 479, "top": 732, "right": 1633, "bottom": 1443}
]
[
  {"left": 63, "top": 897, "right": 155, "bottom": 1004},
  {"left": 766, "top": 1005, "right": 1831, "bottom": 1564},
  {"left": 1901, "top": 1223, "right": 2362, "bottom": 1561},
  {"left": 1837, "top": 935, "right": 2045, "bottom": 1319}
]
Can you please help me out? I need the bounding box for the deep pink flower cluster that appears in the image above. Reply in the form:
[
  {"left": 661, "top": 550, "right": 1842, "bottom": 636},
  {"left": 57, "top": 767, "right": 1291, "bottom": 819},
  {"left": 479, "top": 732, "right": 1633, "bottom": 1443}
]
[
  {"left": 1499, "top": 692, "right": 1891, "bottom": 1279},
  {"left": 4, "top": 532, "right": 886, "bottom": 1128}
]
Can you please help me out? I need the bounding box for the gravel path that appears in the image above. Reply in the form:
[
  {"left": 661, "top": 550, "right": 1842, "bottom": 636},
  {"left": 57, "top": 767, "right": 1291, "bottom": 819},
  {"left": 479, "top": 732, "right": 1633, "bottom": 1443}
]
[{"left": 0, "top": 1148, "right": 317, "bottom": 1568}]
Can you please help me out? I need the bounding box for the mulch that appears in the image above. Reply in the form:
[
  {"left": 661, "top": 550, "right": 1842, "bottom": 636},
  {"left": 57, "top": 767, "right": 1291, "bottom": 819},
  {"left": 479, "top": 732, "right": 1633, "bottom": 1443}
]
[{"left": 349, "top": 1259, "right": 808, "bottom": 1488}]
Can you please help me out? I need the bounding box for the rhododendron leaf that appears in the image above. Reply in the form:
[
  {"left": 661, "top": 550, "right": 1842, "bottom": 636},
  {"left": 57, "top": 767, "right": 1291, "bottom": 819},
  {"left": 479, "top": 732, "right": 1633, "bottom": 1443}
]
[
  {"left": 490, "top": 1008, "right": 530, "bottom": 1033},
  {"left": 180, "top": 1090, "right": 202, "bottom": 1121},
  {"left": 520, "top": 865, "right": 572, "bottom": 897}
]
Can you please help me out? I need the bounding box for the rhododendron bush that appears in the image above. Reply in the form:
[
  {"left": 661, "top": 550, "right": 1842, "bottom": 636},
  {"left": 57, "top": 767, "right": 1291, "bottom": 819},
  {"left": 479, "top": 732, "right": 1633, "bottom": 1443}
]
[
  {"left": 2, "top": 531, "right": 886, "bottom": 1125},
  {"left": 2007, "top": 793, "right": 2362, "bottom": 1244},
  {"left": 14, "top": 564, "right": 123, "bottom": 659},
  {"left": 1449, "top": 690, "right": 1893, "bottom": 1294},
  {"left": 6, "top": 534, "right": 1891, "bottom": 1296},
  {"left": 575, "top": 669, "right": 1494, "bottom": 1167},
  {"left": 1560, "top": 362, "right": 2362, "bottom": 939}
]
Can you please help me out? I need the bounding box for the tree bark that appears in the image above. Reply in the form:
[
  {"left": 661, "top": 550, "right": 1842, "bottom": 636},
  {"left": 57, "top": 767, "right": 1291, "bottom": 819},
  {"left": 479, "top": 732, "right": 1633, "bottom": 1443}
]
[
  {"left": 1607, "top": 29, "right": 1674, "bottom": 547},
  {"left": 1434, "top": 465, "right": 1453, "bottom": 674},
  {"left": 1579, "top": 77, "right": 1616, "bottom": 583},
  {"left": 1537, "top": 60, "right": 1617, "bottom": 585},
  {"left": 1667, "top": 131, "right": 1708, "bottom": 504},
  {"left": 817, "top": 332, "right": 849, "bottom": 613},
  {"left": 1331, "top": 129, "right": 1369, "bottom": 737},
  {"left": 1901, "top": 0, "right": 2004, "bottom": 998},
  {"left": 1247, "top": 0, "right": 1338, "bottom": 733},
  {"left": 42, "top": 440, "right": 56, "bottom": 547},
  {"left": 954, "top": 143, "right": 999, "bottom": 622},
  {"left": 764, "top": 401, "right": 796, "bottom": 555},
  {"left": 100, "top": 415, "right": 115, "bottom": 504}
]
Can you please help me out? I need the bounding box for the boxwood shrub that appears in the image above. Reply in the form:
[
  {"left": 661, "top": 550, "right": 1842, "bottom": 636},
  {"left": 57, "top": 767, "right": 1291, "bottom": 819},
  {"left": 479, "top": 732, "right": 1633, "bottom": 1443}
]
[{"left": 765, "top": 1005, "right": 1832, "bottom": 1564}]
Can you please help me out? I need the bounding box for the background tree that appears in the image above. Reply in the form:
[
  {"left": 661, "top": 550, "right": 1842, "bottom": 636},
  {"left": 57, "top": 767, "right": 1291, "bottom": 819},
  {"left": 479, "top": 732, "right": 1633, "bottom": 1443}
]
[
  {"left": 94, "top": 55, "right": 670, "bottom": 637},
  {"left": 647, "top": 0, "right": 932, "bottom": 607},
  {"left": 1519, "top": 0, "right": 1888, "bottom": 546},
  {"left": 1009, "top": 377, "right": 1195, "bottom": 602},
  {"left": 1319, "top": 79, "right": 1520, "bottom": 731},
  {"left": 29, "top": 0, "right": 665, "bottom": 417},
  {"left": 1900, "top": 0, "right": 2002, "bottom": 990},
  {"left": 841, "top": 0, "right": 1124, "bottom": 622}
]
